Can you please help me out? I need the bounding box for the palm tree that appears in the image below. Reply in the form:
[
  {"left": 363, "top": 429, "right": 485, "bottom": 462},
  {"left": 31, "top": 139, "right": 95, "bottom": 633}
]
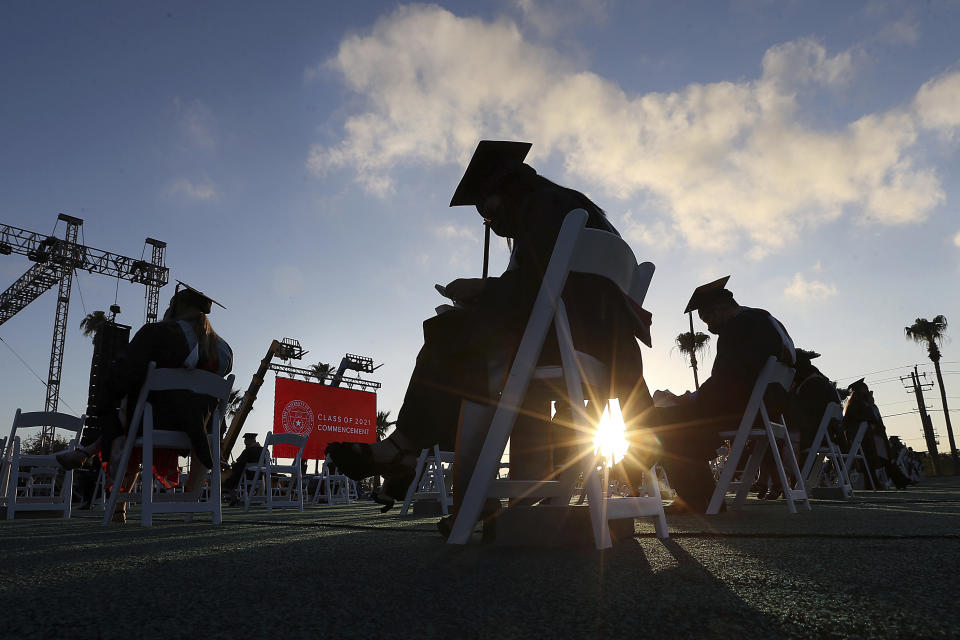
[
  {"left": 376, "top": 410, "right": 396, "bottom": 441},
  {"left": 310, "top": 362, "right": 334, "bottom": 384},
  {"left": 675, "top": 330, "right": 711, "bottom": 390},
  {"left": 225, "top": 389, "right": 244, "bottom": 422},
  {"left": 79, "top": 310, "right": 108, "bottom": 341},
  {"left": 905, "top": 315, "right": 956, "bottom": 470}
]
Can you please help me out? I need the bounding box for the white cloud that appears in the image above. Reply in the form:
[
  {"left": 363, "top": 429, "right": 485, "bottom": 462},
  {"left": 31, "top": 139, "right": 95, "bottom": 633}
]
[
  {"left": 434, "top": 223, "right": 480, "bottom": 242},
  {"left": 620, "top": 210, "right": 678, "bottom": 250},
  {"left": 914, "top": 68, "right": 960, "bottom": 140},
  {"left": 168, "top": 178, "right": 219, "bottom": 202},
  {"left": 784, "top": 273, "right": 838, "bottom": 301},
  {"left": 174, "top": 98, "right": 217, "bottom": 149},
  {"left": 953, "top": 231, "right": 960, "bottom": 248},
  {"left": 308, "top": 5, "right": 955, "bottom": 254}
]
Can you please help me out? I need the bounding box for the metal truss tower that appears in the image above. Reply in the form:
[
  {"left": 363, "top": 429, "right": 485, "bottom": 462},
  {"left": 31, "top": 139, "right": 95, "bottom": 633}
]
[
  {"left": 143, "top": 238, "right": 166, "bottom": 323},
  {"left": 0, "top": 214, "right": 170, "bottom": 446},
  {"left": 44, "top": 214, "right": 83, "bottom": 415}
]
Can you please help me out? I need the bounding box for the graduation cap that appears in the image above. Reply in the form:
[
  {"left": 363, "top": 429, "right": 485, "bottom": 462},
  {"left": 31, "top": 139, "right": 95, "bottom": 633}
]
[
  {"left": 683, "top": 276, "right": 732, "bottom": 314},
  {"left": 847, "top": 377, "right": 866, "bottom": 390},
  {"left": 242, "top": 433, "right": 257, "bottom": 441},
  {"left": 796, "top": 349, "right": 821, "bottom": 361},
  {"left": 449, "top": 140, "right": 533, "bottom": 207},
  {"left": 171, "top": 280, "right": 226, "bottom": 315}
]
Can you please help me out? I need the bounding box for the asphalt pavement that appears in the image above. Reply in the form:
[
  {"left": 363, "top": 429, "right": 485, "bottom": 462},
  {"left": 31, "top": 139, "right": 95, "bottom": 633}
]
[{"left": 2, "top": 477, "right": 959, "bottom": 639}]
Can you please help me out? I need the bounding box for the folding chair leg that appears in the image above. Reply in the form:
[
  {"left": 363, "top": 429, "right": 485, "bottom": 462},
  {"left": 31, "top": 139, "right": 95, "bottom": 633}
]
[
  {"left": 401, "top": 449, "right": 429, "bottom": 516},
  {"left": 762, "top": 420, "right": 796, "bottom": 515},
  {"left": 779, "top": 431, "right": 811, "bottom": 511},
  {"left": 735, "top": 440, "right": 767, "bottom": 507}
]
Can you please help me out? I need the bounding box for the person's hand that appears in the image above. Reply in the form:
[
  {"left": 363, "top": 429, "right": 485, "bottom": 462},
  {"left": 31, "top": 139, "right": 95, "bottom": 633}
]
[{"left": 444, "top": 278, "right": 485, "bottom": 302}]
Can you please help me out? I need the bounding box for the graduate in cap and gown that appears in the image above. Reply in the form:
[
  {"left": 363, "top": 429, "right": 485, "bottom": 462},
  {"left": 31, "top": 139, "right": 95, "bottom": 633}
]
[
  {"left": 327, "top": 140, "right": 653, "bottom": 513},
  {"left": 223, "top": 432, "right": 264, "bottom": 499},
  {"left": 646, "top": 277, "right": 796, "bottom": 512},
  {"left": 788, "top": 349, "right": 843, "bottom": 455},
  {"left": 98, "top": 283, "right": 233, "bottom": 521},
  {"left": 841, "top": 378, "right": 909, "bottom": 489}
]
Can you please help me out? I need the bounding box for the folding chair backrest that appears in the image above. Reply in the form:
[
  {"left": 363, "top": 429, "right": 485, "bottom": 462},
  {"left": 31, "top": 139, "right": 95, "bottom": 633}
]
[
  {"left": 264, "top": 432, "right": 307, "bottom": 470},
  {"left": 4, "top": 410, "right": 84, "bottom": 459},
  {"left": 265, "top": 432, "right": 308, "bottom": 450},
  {"left": 736, "top": 356, "right": 795, "bottom": 432},
  {"left": 565, "top": 212, "right": 655, "bottom": 345},
  {"left": 13, "top": 411, "right": 85, "bottom": 435},
  {"left": 147, "top": 366, "right": 235, "bottom": 400}
]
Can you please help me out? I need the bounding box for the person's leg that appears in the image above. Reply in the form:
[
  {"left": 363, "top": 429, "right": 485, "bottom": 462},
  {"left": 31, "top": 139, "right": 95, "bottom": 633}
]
[
  {"left": 184, "top": 456, "right": 209, "bottom": 496},
  {"left": 326, "top": 309, "right": 495, "bottom": 486},
  {"left": 644, "top": 403, "right": 739, "bottom": 512},
  {"left": 222, "top": 460, "right": 243, "bottom": 493},
  {"left": 108, "top": 436, "right": 139, "bottom": 521}
]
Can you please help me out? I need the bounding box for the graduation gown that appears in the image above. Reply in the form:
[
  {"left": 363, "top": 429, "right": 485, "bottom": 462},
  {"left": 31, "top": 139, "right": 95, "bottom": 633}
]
[{"left": 400, "top": 176, "right": 647, "bottom": 449}]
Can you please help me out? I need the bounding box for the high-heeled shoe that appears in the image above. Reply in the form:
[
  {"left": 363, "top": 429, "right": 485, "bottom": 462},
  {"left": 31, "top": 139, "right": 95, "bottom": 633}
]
[
  {"left": 372, "top": 468, "right": 417, "bottom": 513},
  {"left": 326, "top": 440, "right": 417, "bottom": 512}
]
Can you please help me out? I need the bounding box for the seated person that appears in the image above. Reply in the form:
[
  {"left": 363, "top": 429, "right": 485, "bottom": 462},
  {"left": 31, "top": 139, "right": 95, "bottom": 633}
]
[
  {"left": 640, "top": 277, "right": 795, "bottom": 513},
  {"left": 326, "top": 140, "right": 651, "bottom": 514},
  {"left": 841, "top": 379, "right": 908, "bottom": 489},
  {"left": 754, "top": 348, "right": 839, "bottom": 498},
  {"left": 222, "top": 433, "right": 263, "bottom": 501},
  {"left": 99, "top": 284, "right": 233, "bottom": 522}
]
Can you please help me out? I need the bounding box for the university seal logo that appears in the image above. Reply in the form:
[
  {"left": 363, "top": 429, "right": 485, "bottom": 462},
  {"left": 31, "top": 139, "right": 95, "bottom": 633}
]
[{"left": 281, "top": 400, "right": 314, "bottom": 436}]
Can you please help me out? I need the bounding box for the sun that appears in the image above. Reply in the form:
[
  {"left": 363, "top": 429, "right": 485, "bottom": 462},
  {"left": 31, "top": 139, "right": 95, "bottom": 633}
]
[{"left": 593, "top": 398, "right": 629, "bottom": 466}]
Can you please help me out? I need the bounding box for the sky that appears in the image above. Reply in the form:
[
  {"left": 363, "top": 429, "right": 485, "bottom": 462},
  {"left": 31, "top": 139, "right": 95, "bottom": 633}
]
[{"left": 1, "top": 0, "right": 959, "bottom": 458}]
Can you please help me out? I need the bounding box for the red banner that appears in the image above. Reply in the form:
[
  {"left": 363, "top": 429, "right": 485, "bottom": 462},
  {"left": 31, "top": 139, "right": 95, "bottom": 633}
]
[{"left": 273, "top": 377, "right": 377, "bottom": 459}]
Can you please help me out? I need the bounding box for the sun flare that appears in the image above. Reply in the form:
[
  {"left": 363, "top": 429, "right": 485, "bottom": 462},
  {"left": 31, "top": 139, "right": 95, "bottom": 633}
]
[{"left": 593, "top": 399, "right": 629, "bottom": 466}]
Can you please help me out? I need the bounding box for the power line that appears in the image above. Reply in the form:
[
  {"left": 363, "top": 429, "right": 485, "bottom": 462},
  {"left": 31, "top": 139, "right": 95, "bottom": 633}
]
[
  {"left": 0, "top": 334, "right": 78, "bottom": 414},
  {"left": 835, "top": 364, "right": 917, "bottom": 381}
]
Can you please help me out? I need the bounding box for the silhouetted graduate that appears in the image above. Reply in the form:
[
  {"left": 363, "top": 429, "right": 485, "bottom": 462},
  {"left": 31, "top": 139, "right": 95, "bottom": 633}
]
[
  {"left": 646, "top": 277, "right": 795, "bottom": 512},
  {"left": 327, "top": 140, "right": 652, "bottom": 515}
]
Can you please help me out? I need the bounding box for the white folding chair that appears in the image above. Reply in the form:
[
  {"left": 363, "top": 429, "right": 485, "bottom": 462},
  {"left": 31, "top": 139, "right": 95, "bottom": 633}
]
[
  {"left": 312, "top": 459, "right": 357, "bottom": 505},
  {"left": 448, "top": 209, "right": 667, "bottom": 549},
  {"left": 103, "top": 362, "right": 234, "bottom": 526},
  {"left": 401, "top": 446, "right": 454, "bottom": 516},
  {"left": 243, "top": 432, "right": 306, "bottom": 512},
  {"left": 2, "top": 410, "right": 85, "bottom": 520},
  {"left": 842, "top": 421, "right": 879, "bottom": 491},
  {"left": 708, "top": 356, "right": 811, "bottom": 515},
  {"left": 799, "top": 402, "right": 853, "bottom": 499}
]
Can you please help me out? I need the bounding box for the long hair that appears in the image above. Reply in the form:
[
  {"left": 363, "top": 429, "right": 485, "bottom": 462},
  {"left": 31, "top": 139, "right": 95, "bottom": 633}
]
[{"left": 177, "top": 310, "right": 223, "bottom": 370}]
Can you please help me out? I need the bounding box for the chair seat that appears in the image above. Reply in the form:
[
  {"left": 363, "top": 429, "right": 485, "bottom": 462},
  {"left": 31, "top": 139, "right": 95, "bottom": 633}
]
[{"left": 604, "top": 496, "right": 665, "bottom": 520}]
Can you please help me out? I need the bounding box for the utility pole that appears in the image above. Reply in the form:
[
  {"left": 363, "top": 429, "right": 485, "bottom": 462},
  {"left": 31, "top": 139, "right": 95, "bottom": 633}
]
[{"left": 902, "top": 366, "right": 939, "bottom": 475}]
